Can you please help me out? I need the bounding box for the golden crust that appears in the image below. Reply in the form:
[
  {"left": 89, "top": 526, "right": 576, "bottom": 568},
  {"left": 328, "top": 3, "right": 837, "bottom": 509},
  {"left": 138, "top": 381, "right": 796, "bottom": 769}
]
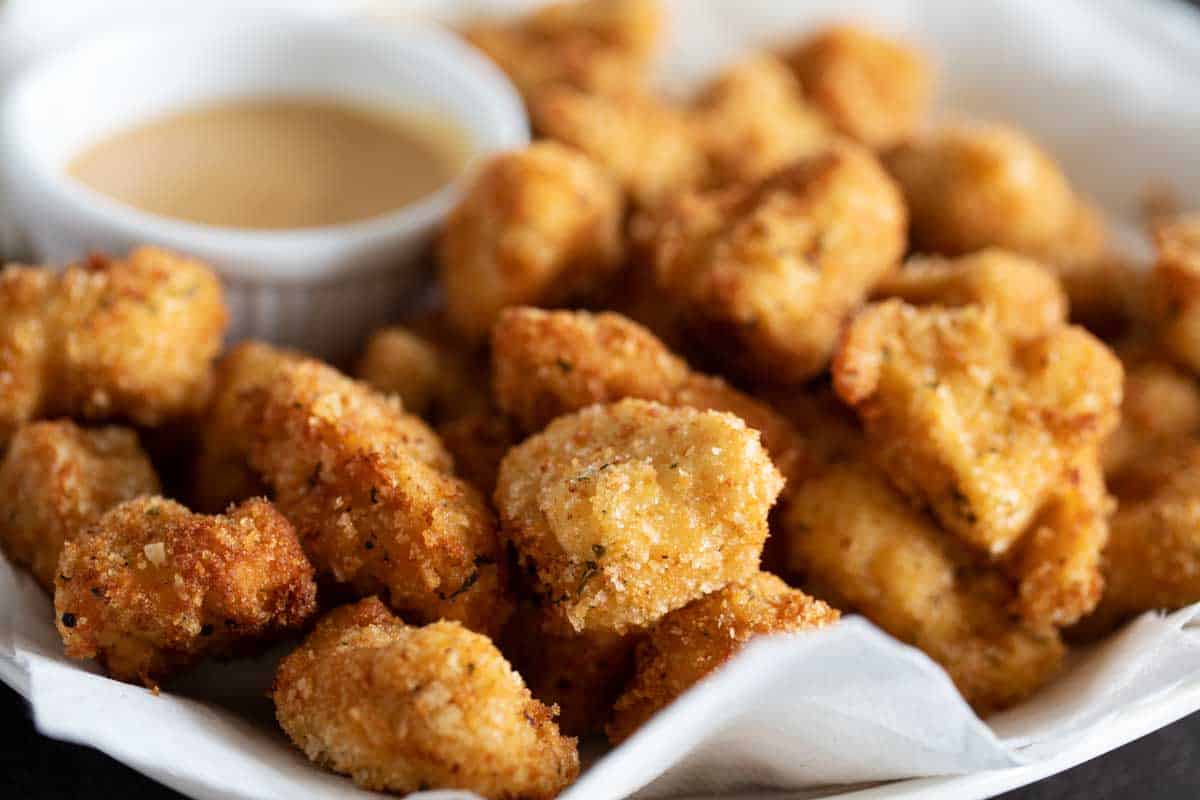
[
  {"left": 0, "top": 247, "right": 227, "bottom": 445},
  {"left": 0, "top": 420, "right": 160, "bottom": 591},
  {"left": 54, "top": 496, "right": 317, "bottom": 687},
  {"left": 438, "top": 142, "right": 624, "bottom": 342},
  {"left": 1103, "top": 356, "right": 1200, "bottom": 491},
  {"left": 834, "top": 300, "right": 1122, "bottom": 557},
  {"left": 437, "top": 409, "right": 523, "bottom": 498},
  {"left": 607, "top": 572, "right": 837, "bottom": 743},
  {"left": 1154, "top": 214, "right": 1200, "bottom": 374},
  {"left": 495, "top": 399, "right": 783, "bottom": 632},
  {"left": 274, "top": 598, "right": 579, "bottom": 799}
]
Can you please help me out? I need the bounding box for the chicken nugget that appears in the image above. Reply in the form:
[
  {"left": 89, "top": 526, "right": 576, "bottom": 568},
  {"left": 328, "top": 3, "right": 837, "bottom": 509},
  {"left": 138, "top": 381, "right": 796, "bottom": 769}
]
[
  {"left": 834, "top": 300, "right": 1122, "bottom": 557},
  {"left": 1103, "top": 356, "right": 1200, "bottom": 490},
  {"left": 0, "top": 247, "right": 226, "bottom": 446},
  {"left": 439, "top": 142, "right": 624, "bottom": 342},
  {"left": 640, "top": 144, "right": 906, "bottom": 384},
  {"left": 784, "top": 25, "right": 931, "bottom": 149},
  {"left": 274, "top": 597, "right": 578, "bottom": 799},
  {"left": 437, "top": 409, "right": 523, "bottom": 498},
  {"left": 1154, "top": 213, "right": 1200, "bottom": 375},
  {"left": 495, "top": 399, "right": 783, "bottom": 632},
  {"left": 54, "top": 496, "right": 316, "bottom": 687},
  {"left": 0, "top": 421, "right": 160, "bottom": 591},
  {"left": 607, "top": 571, "right": 837, "bottom": 743},
  {"left": 782, "top": 460, "right": 1064, "bottom": 714}
]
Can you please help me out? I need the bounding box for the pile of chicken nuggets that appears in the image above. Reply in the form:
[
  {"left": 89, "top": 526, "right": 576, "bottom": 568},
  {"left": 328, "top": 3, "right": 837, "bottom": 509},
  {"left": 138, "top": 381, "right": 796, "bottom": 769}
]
[{"left": 3, "top": 1, "right": 1200, "bottom": 797}]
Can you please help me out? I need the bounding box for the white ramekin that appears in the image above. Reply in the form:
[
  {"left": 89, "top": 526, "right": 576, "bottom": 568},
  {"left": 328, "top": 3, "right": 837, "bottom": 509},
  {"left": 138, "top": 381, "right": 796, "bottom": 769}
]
[{"left": 0, "top": 15, "right": 528, "bottom": 360}]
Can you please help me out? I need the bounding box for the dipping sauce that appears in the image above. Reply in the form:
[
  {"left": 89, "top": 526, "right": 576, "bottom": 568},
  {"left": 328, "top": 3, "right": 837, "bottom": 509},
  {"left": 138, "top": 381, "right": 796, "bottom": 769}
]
[{"left": 67, "top": 98, "right": 468, "bottom": 230}]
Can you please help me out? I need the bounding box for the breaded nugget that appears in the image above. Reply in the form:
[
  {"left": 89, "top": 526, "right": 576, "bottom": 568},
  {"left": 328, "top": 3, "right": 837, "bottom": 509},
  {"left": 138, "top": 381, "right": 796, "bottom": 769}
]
[
  {"left": 1103, "top": 356, "right": 1200, "bottom": 488},
  {"left": 0, "top": 421, "right": 159, "bottom": 591},
  {"left": 491, "top": 307, "right": 805, "bottom": 483},
  {"left": 1154, "top": 214, "right": 1200, "bottom": 374},
  {"left": 245, "top": 357, "right": 510, "bottom": 637},
  {"left": 690, "top": 54, "right": 832, "bottom": 187},
  {"left": 607, "top": 571, "right": 837, "bottom": 743},
  {"left": 782, "top": 460, "right": 1064, "bottom": 714},
  {"left": 55, "top": 496, "right": 316, "bottom": 687},
  {"left": 784, "top": 25, "right": 931, "bottom": 149},
  {"left": 439, "top": 142, "right": 624, "bottom": 342},
  {"left": 437, "top": 409, "right": 523, "bottom": 498},
  {"left": 873, "top": 249, "right": 1068, "bottom": 343},
  {"left": 274, "top": 598, "right": 578, "bottom": 799},
  {"left": 0, "top": 247, "right": 226, "bottom": 446},
  {"left": 641, "top": 144, "right": 906, "bottom": 383},
  {"left": 531, "top": 87, "right": 706, "bottom": 208},
  {"left": 495, "top": 399, "right": 783, "bottom": 632},
  {"left": 834, "top": 300, "right": 1122, "bottom": 557},
  {"left": 463, "top": 0, "right": 661, "bottom": 102}
]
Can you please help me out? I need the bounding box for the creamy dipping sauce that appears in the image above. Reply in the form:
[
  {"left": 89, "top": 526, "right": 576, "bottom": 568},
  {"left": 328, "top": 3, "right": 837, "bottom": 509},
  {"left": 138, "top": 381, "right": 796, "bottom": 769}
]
[{"left": 67, "top": 98, "right": 468, "bottom": 230}]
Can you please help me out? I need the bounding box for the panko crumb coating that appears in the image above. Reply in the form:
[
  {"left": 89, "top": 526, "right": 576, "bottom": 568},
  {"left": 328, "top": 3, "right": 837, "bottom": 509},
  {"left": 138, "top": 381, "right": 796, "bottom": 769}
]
[
  {"left": 784, "top": 25, "right": 931, "bottom": 150},
  {"left": 873, "top": 249, "right": 1068, "bottom": 343},
  {"left": 607, "top": 571, "right": 838, "bottom": 743},
  {"left": 1154, "top": 213, "right": 1200, "bottom": 375},
  {"left": 495, "top": 399, "right": 784, "bottom": 633},
  {"left": 0, "top": 247, "right": 227, "bottom": 446},
  {"left": 0, "top": 420, "right": 160, "bottom": 591},
  {"left": 640, "top": 144, "right": 906, "bottom": 384},
  {"left": 491, "top": 307, "right": 806, "bottom": 484},
  {"left": 438, "top": 142, "right": 624, "bottom": 342},
  {"left": 54, "top": 496, "right": 317, "bottom": 688},
  {"left": 273, "top": 598, "right": 579, "bottom": 800},
  {"left": 783, "top": 460, "right": 1064, "bottom": 714},
  {"left": 437, "top": 409, "right": 523, "bottom": 498},
  {"left": 834, "top": 300, "right": 1122, "bottom": 558}
]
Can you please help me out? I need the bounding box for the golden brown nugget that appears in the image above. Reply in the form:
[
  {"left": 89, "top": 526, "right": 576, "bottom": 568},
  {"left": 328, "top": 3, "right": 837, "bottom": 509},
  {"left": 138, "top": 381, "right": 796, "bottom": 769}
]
[
  {"left": 55, "top": 497, "right": 317, "bottom": 688},
  {"left": 1154, "top": 214, "right": 1200, "bottom": 374},
  {"left": 439, "top": 142, "right": 624, "bottom": 342},
  {"left": 834, "top": 300, "right": 1122, "bottom": 557},
  {"left": 641, "top": 144, "right": 906, "bottom": 383},
  {"left": 0, "top": 421, "right": 160, "bottom": 591},
  {"left": 463, "top": 0, "right": 661, "bottom": 102},
  {"left": 531, "top": 86, "right": 707, "bottom": 208},
  {"left": 690, "top": 54, "right": 831, "bottom": 186},
  {"left": 607, "top": 572, "right": 838, "bottom": 743},
  {"left": 437, "top": 409, "right": 523, "bottom": 498},
  {"left": 873, "top": 249, "right": 1068, "bottom": 343},
  {"left": 784, "top": 25, "right": 931, "bottom": 149},
  {"left": 274, "top": 598, "right": 579, "bottom": 799},
  {"left": 495, "top": 399, "right": 784, "bottom": 633},
  {"left": 782, "top": 461, "right": 1064, "bottom": 714},
  {"left": 491, "top": 307, "right": 806, "bottom": 483},
  {"left": 1103, "top": 357, "right": 1200, "bottom": 488},
  {"left": 0, "top": 247, "right": 227, "bottom": 446},
  {"left": 247, "top": 358, "right": 510, "bottom": 637}
]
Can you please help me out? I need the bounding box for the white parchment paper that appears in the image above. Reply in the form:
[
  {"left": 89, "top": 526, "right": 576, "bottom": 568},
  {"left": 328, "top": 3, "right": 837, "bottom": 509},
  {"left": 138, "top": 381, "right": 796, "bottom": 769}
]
[{"left": 4, "top": 1, "right": 1200, "bottom": 798}]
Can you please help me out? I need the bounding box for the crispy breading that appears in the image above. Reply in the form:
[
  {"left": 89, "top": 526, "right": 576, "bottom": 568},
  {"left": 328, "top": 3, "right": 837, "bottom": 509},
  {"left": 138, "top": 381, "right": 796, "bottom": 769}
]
[
  {"left": 834, "top": 300, "right": 1122, "bottom": 557},
  {"left": 873, "top": 249, "right": 1068, "bottom": 343},
  {"left": 495, "top": 399, "right": 783, "bottom": 632},
  {"left": 640, "top": 144, "right": 906, "bottom": 383},
  {"left": 438, "top": 142, "right": 624, "bottom": 342},
  {"left": 690, "top": 54, "right": 832, "bottom": 187},
  {"left": 491, "top": 307, "right": 806, "bottom": 483},
  {"left": 274, "top": 598, "right": 578, "bottom": 799},
  {"left": 607, "top": 572, "right": 837, "bottom": 743},
  {"left": 530, "top": 87, "right": 706, "bottom": 208},
  {"left": 0, "top": 247, "right": 226, "bottom": 446},
  {"left": 54, "top": 496, "right": 316, "bottom": 688},
  {"left": 1103, "top": 356, "right": 1200, "bottom": 490},
  {"left": 437, "top": 409, "right": 523, "bottom": 498},
  {"left": 784, "top": 25, "right": 931, "bottom": 149},
  {"left": 0, "top": 421, "right": 160, "bottom": 591},
  {"left": 1154, "top": 214, "right": 1200, "bottom": 374},
  {"left": 782, "top": 460, "right": 1064, "bottom": 714},
  {"left": 463, "top": 0, "right": 661, "bottom": 102}
]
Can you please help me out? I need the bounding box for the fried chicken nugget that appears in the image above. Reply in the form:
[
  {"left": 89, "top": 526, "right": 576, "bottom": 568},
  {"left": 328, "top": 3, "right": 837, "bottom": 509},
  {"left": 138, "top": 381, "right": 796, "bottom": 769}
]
[
  {"left": 495, "top": 399, "right": 784, "bottom": 632},
  {"left": 0, "top": 420, "right": 160, "bottom": 591},
  {"left": 784, "top": 25, "right": 931, "bottom": 150},
  {"left": 607, "top": 571, "right": 838, "bottom": 743},
  {"left": 439, "top": 142, "right": 624, "bottom": 342},
  {"left": 1103, "top": 356, "right": 1200, "bottom": 489},
  {"left": 873, "top": 249, "right": 1068, "bottom": 343},
  {"left": 641, "top": 144, "right": 906, "bottom": 384},
  {"left": 54, "top": 496, "right": 316, "bottom": 687},
  {"left": 782, "top": 460, "right": 1064, "bottom": 714},
  {"left": 0, "top": 247, "right": 227, "bottom": 446},
  {"left": 834, "top": 300, "right": 1122, "bottom": 557},
  {"left": 491, "top": 307, "right": 806, "bottom": 483},
  {"left": 437, "top": 409, "right": 523, "bottom": 498},
  {"left": 1154, "top": 213, "right": 1200, "bottom": 375},
  {"left": 274, "top": 597, "right": 578, "bottom": 799}
]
